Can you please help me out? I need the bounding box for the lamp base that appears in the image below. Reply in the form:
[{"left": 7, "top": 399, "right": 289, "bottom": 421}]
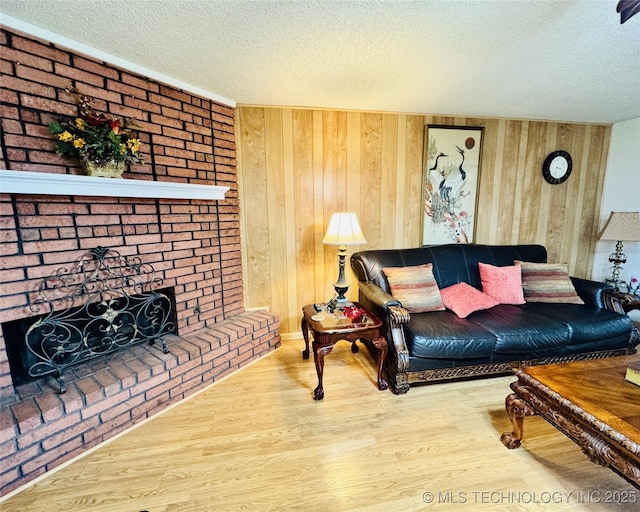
[
  {"left": 608, "top": 241, "right": 627, "bottom": 286},
  {"left": 605, "top": 278, "right": 625, "bottom": 292},
  {"left": 326, "top": 295, "right": 352, "bottom": 313},
  {"left": 326, "top": 246, "right": 352, "bottom": 312},
  {"left": 327, "top": 282, "right": 351, "bottom": 312}
]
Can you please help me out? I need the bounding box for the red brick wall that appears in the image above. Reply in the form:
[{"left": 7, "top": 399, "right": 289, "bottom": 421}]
[
  {"left": 0, "top": 26, "right": 243, "bottom": 395},
  {"left": 0, "top": 27, "right": 280, "bottom": 494}
]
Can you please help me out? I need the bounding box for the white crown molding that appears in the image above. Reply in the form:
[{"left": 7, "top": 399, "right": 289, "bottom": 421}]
[
  {"left": 0, "top": 14, "right": 236, "bottom": 108},
  {"left": 0, "top": 170, "right": 230, "bottom": 201}
]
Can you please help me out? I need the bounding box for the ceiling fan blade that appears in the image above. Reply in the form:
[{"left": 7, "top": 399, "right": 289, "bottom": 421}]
[{"left": 617, "top": 0, "right": 640, "bottom": 23}]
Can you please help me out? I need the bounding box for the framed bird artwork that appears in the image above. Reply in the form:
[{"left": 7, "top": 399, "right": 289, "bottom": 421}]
[{"left": 422, "top": 125, "right": 484, "bottom": 245}]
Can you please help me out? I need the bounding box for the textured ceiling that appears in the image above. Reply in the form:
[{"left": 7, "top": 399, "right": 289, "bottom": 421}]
[{"left": 1, "top": 0, "right": 639, "bottom": 124}]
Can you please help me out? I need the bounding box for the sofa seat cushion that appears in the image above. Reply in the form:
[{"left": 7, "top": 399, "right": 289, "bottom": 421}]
[
  {"left": 404, "top": 311, "right": 497, "bottom": 359},
  {"left": 470, "top": 305, "right": 570, "bottom": 354},
  {"left": 522, "top": 303, "right": 633, "bottom": 344}
]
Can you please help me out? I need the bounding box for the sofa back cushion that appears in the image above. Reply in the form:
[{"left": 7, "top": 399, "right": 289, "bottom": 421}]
[{"left": 351, "top": 243, "right": 547, "bottom": 293}]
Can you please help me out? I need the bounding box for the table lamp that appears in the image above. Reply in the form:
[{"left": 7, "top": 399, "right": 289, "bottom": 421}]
[
  {"left": 322, "top": 212, "right": 366, "bottom": 311},
  {"left": 598, "top": 211, "right": 640, "bottom": 290}
]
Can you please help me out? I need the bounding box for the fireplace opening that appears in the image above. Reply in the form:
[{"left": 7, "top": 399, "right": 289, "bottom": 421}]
[{"left": 3, "top": 247, "right": 177, "bottom": 393}]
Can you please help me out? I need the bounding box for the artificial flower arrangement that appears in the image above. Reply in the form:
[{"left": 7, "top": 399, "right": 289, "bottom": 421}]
[{"left": 47, "top": 88, "right": 143, "bottom": 172}]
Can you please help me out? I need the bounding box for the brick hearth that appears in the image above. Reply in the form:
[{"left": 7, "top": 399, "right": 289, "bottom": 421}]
[
  {"left": 1, "top": 311, "right": 279, "bottom": 496},
  {"left": 0, "top": 27, "right": 281, "bottom": 495}
]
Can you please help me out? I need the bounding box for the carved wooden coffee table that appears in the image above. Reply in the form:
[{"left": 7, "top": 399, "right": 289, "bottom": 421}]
[
  {"left": 501, "top": 355, "right": 640, "bottom": 488},
  {"left": 301, "top": 303, "right": 388, "bottom": 400}
]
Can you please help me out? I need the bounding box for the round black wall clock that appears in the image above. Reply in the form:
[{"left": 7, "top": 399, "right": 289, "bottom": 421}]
[{"left": 542, "top": 150, "right": 572, "bottom": 184}]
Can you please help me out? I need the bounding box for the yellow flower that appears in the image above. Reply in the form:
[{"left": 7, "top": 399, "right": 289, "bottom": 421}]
[
  {"left": 58, "top": 131, "right": 73, "bottom": 142},
  {"left": 73, "top": 138, "right": 86, "bottom": 149},
  {"left": 127, "top": 139, "right": 141, "bottom": 153},
  {"left": 74, "top": 118, "right": 85, "bottom": 130},
  {"left": 119, "top": 143, "right": 126, "bottom": 154}
]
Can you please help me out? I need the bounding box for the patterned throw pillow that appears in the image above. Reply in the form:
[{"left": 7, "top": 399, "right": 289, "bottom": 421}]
[
  {"left": 478, "top": 262, "right": 525, "bottom": 305},
  {"left": 514, "top": 260, "right": 584, "bottom": 304},
  {"left": 382, "top": 263, "right": 445, "bottom": 313},
  {"left": 440, "top": 282, "right": 499, "bottom": 318}
]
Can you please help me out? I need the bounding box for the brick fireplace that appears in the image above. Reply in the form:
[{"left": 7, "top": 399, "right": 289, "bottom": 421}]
[{"left": 0, "top": 27, "right": 280, "bottom": 495}]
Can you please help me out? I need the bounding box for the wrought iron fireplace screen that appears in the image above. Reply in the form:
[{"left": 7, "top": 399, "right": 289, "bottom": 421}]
[{"left": 12, "top": 247, "right": 176, "bottom": 393}]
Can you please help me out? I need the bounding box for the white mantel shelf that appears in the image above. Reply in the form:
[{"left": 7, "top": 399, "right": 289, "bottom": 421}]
[{"left": 0, "top": 170, "right": 230, "bottom": 200}]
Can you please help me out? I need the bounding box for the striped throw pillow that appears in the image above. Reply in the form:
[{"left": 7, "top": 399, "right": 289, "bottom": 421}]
[
  {"left": 382, "top": 263, "right": 445, "bottom": 313},
  {"left": 514, "top": 261, "right": 584, "bottom": 304}
]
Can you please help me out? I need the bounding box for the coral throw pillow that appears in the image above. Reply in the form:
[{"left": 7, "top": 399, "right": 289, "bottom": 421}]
[
  {"left": 382, "top": 264, "right": 445, "bottom": 313},
  {"left": 514, "top": 261, "right": 584, "bottom": 304},
  {"left": 440, "top": 282, "right": 499, "bottom": 318},
  {"left": 478, "top": 262, "right": 525, "bottom": 305}
]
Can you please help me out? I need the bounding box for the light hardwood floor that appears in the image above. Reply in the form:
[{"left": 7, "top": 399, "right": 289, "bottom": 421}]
[{"left": 2, "top": 340, "right": 637, "bottom": 511}]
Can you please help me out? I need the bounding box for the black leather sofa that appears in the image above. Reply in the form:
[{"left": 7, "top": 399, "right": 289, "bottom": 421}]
[{"left": 350, "top": 244, "right": 638, "bottom": 394}]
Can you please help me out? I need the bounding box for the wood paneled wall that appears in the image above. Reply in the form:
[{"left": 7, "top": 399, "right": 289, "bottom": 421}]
[{"left": 236, "top": 107, "right": 610, "bottom": 333}]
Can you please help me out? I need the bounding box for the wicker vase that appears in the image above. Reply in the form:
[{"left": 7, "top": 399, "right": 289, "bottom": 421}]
[{"left": 82, "top": 160, "right": 125, "bottom": 178}]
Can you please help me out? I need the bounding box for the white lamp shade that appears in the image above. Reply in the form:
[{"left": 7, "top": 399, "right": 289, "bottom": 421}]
[
  {"left": 599, "top": 211, "right": 640, "bottom": 242},
  {"left": 322, "top": 212, "right": 366, "bottom": 246}
]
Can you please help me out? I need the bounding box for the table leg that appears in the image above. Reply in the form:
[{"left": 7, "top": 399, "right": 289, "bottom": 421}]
[
  {"left": 312, "top": 342, "right": 333, "bottom": 400},
  {"left": 301, "top": 317, "right": 310, "bottom": 359},
  {"left": 372, "top": 336, "right": 389, "bottom": 391},
  {"left": 501, "top": 392, "right": 535, "bottom": 449}
]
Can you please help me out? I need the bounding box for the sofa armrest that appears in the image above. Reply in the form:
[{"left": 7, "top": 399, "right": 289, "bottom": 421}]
[
  {"left": 388, "top": 305, "right": 411, "bottom": 323},
  {"left": 359, "top": 281, "right": 401, "bottom": 310},
  {"left": 358, "top": 281, "right": 410, "bottom": 323},
  {"left": 571, "top": 277, "right": 611, "bottom": 309},
  {"left": 358, "top": 281, "right": 411, "bottom": 394},
  {"left": 602, "top": 289, "right": 640, "bottom": 315}
]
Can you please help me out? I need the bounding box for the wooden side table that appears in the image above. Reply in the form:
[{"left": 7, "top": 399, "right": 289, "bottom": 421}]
[{"left": 301, "top": 303, "right": 388, "bottom": 400}]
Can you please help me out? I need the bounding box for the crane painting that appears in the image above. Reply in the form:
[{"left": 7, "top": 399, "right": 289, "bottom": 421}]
[{"left": 422, "top": 125, "right": 483, "bottom": 245}]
